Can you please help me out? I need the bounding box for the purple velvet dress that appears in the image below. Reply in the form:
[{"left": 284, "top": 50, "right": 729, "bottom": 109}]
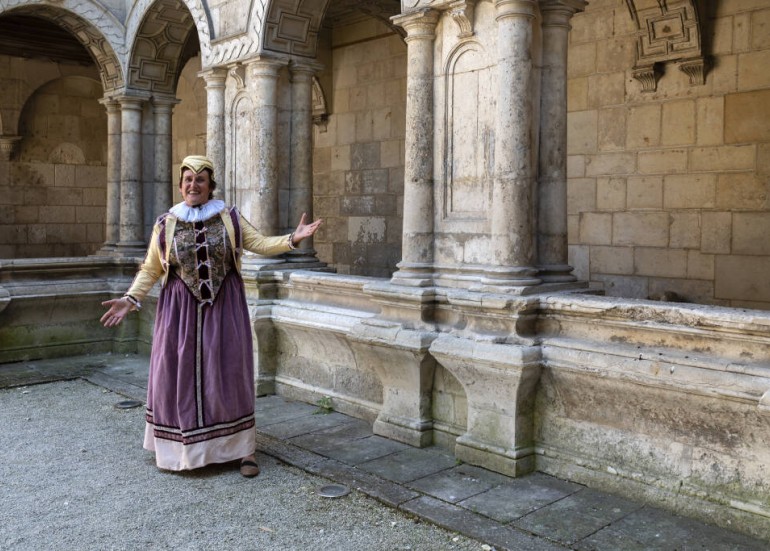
[{"left": 143, "top": 213, "right": 256, "bottom": 470}]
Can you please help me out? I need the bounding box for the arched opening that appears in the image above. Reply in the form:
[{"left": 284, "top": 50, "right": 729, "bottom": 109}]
[
  {"left": 0, "top": 12, "right": 116, "bottom": 258},
  {"left": 312, "top": 1, "right": 406, "bottom": 277}
]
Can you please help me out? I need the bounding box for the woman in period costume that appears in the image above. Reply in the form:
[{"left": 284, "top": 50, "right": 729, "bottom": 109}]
[{"left": 100, "top": 155, "right": 321, "bottom": 478}]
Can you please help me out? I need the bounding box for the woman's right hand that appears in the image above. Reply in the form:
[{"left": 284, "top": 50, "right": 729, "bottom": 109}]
[{"left": 100, "top": 298, "right": 132, "bottom": 327}]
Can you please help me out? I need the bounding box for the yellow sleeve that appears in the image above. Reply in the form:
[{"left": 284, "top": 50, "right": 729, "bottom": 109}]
[
  {"left": 125, "top": 223, "right": 165, "bottom": 302},
  {"left": 240, "top": 214, "right": 293, "bottom": 256}
]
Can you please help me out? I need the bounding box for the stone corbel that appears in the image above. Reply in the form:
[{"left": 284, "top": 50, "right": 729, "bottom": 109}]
[
  {"left": 0, "top": 136, "right": 22, "bottom": 161},
  {"left": 679, "top": 56, "right": 708, "bottom": 86},
  {"left": 311, "top": 76, "right": 329, "bottom": 132},
  {"left": 228, "top": 63, "right": 246, "bottom": 90},
  {"left": 632, "top": 64, "right": 661, "bottom": 93},
  {"left": 626, "top": 0, "right": 708, "bottom": 92},
  {"left": 449, "top": 0, "right": 475, "bottom": 38}
]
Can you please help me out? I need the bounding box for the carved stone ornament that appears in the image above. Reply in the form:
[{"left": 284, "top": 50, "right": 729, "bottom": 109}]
[
  {"left": 0, "top": 136, "right": 21, "bottom": 161},
  {"left": 625, "top": 0, "right": 708, "bottom": 92},
  {"left": 311, "top": 76, "right": 329, "bottom": 132},
  {"left": 449, "top": 0, "right": 475, "bottom": 38},
  {"left": 229, "top": 64, "right": 247, "bottom": 90}
]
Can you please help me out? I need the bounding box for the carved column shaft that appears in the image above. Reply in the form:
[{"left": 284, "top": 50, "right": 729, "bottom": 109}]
[
  {"left": 488, "top": 0, "right": 540, "bottom": 287},
  {"left": 152, "top": 97, "right": 179, "bottom": 221},
  {"left": 537, "top": 4, "right": 578, "bottom": 282},
  {"left": 99, "top": 98, "right": 122, "bottom": 249},
  {"left": 392, "top": 9, "right": 440, "bottom": 285},
  {"left": 247, "top": 58, "right": 285, "bottom": 236},
  {"left": 200, "top": 68, "right": 228, "bottom": 199},
  {"left": 288, "top": 62, "right": 321, "bottom": 261},
  {"left": 117, "top": 96, "right": 145, "bottom": 249}
]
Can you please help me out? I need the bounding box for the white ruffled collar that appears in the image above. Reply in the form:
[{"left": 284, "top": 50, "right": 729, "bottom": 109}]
[{"left": 169, "top": 199, "right": 225, "bottom": 223}]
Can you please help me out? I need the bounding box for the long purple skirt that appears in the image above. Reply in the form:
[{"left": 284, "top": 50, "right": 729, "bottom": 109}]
[{"left": 143, "top": 270, "right": 255, "bottom": 470}]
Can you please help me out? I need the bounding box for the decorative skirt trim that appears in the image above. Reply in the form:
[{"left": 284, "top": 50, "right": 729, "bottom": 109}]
[{"left": 144, "top": 421, "right": 256, "bottom": 471}]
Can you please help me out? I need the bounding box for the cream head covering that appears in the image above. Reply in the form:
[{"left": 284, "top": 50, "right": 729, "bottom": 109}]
[{"left": 179, "top": 155, "right": 214, "bottom": 180}]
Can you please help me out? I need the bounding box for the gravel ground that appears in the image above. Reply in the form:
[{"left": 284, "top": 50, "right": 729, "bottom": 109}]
[{"left": 0, "top": 380, "right": 490, "bottom": 551}]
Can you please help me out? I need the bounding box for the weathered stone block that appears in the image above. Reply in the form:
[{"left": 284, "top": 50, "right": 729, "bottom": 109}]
[
  {"left": 331, "top": 145, "right": 351, "bottom": 172},
  {"left": 585, "top": 153, "right": 636, "bottom": 176},
  {"left": 613, "top": 212, "right": 669, "bottom": 247},
  {"left": 626, "top": 176, "right": 663, "bottom": 209},
  {"left": 597, "top": 107, "right": 626, "bottom": 151},
  {"left": 588, "top": 72, "right": 625, "bottom": 108},
  {"left": 567, "top": 42, "right": 596, "bottom": 78},
  {"left": 638, "top": 149, "right": 688, "bottom": 174},
  {"left": 590, "top": 245, "right": 633, "bottom": 275},
  {"left": 567, "top": 110, "right": 598, "bottom": 154},
  {"left": 716, "top": 255, "right": 770, "bottom": 301},
  {"left": 626, "top": 104, "right": 661, "bottom": 149},
  {"left": 567, "top": 155, "right": 586, "bottom": 178},
  {"left": 737, "top": 50, "right": 770, "bottom": 90},
  {"left": 725, "top": 90, "right": 770, "bottom": 143},
  {"left": 567, "top": 178, "right": 596, "bottom": 214},
  {"left": 663, "top": 174, "right": 716, "bottom": 209},
  {"left": 732, "top": 212, "right": 770, "bottom": 255},
  {"left": 661, "top": 100, "right": 696, "bottom": 146},
  {"left": 634, "top": 247, "right": 687, "bottom": 278},
  {"left": 716, "top": 172, "right": 767, "bottom": 209},
  {"left": 579, "top": 212, "right": 612, "bottom": 245},
  {"left": 351, "top": 142, "right": 380, "bottom": 170},
  {"left": 701, "top": 212, "right": 732, "bottom": 254},
  {"left": 669, "top": 212, "right": 701, "bottom": 249},
  {"left": 696, "top": 97, "right": 725, "bottom": 146},
  {"left": 687, "top": 250, "right": 715, "bottom": 280},
  {"left": 568, "top": 244, "right": 589, "bottom": 280},
  {"left": 690, "top": 145, "right": 755, "bottom": 171},
  {"left": 596, "top": 177, "right": 626, "bottom": 210},
  {"left": 568, "top": 77, "right": 588, "bottom": 111}
]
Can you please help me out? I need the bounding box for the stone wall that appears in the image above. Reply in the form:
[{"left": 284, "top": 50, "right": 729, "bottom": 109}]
[
  {"left": 312, "top": 18, "right": 407, "bottom": 277},
  {"left": 0, "top": 57, "right": 107, "bottom": 258},
  {"left": 172, "top": 55, "right": 207, "bottom": 204},
  {"left": 567, "top": 1, "right": 770, "bottom": 309}
]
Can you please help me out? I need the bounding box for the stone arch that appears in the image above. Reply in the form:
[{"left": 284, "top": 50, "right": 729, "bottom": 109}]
[
  {"left": 0, "top": 2, "right": 125, "bottom": 93},
  {"left": 260, "top": 0, "right": 403, "bottom": 58},
  {"left": 125, "top": 0, "right": 200, "bottom": 95}
]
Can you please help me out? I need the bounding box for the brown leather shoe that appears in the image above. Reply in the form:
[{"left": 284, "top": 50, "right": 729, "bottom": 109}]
[{"left": 239, "top": 458, "right": 260, "bottom": 478}]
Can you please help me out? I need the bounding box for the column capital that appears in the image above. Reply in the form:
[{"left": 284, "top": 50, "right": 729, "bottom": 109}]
[
  {"left": 151, "top": 95, "right": 181, "bottom": 111},
  {"left": 289, "top": 59, "right": 325, "bottom": 79},
  {"left": 539, "top": 0, "right": 587, "bottom": 26},
  {"left": 246, "top": 55, "right": 290, "bottom": 78},
  {"left": 113, "top": 94, "right": 149, "bottom": 110},
  {"left": 98, "top": 96, "right": 121, "bottom": 111},
  {"left": 0, "top": 136, "right": 21, "bottom": 161},
  {"left": 198, "top": 66, "right": 228, "bottom": 87},
  {"left": 495, "top": 0, "right": 537, "bottom": 19},
  {"left": 392, "top": 9, "right": 440, "bottom": 41}
]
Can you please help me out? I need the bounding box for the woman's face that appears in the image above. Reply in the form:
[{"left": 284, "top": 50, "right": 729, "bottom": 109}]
[{"left": 179, "top": 168, "right": 211, "bottom": 207}]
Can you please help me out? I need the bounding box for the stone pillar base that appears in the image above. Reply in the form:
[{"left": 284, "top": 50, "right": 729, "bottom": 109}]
[
  {"left": 455, "top": 435, "right": 536, "bottom": 477},
  {"left": 373, "top": 413, "right": 434, "bottom": 448}
]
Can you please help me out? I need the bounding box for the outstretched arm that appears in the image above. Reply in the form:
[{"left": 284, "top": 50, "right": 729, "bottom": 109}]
[{"left": 291, "top": 213, "right": 323, "bottom": 246}]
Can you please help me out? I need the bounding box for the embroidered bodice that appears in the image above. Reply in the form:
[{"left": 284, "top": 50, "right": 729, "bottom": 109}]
[{"left": 168, "top": 215, "right": 233, "bottom": 304}]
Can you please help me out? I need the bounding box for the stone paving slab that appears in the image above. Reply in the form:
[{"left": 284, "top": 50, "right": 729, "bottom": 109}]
[
  {"left": 574, "top": 506, "right": 767, "bottom": 551},
  {"left": 357, "top": 446, "right": 458, "bottom": 483},
  {"left": 458, "top": 472, "right": 583, "bottom": 523},
  {"left": 408, "top": 464, "right": 512, "bottom": 504},
  {"left": 401, "top": 496, "right": 569, "bottom": 551},
  {"left": 511, "top": 488, "right": 644, "bottom": 545},
  {"left": 2, "top": 353, "right": 769, "bottom": 550}
]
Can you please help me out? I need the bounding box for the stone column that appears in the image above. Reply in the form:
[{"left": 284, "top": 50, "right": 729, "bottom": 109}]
[
  {"left": 152, "top": 96, "right": 179, "bottom": 221},
  {"left": 199, "top": 68, "right": 228, "bottom": 199},
  {"left": 537, "top": 0, "right": 585, "bottom": 282},
  {"left": 287, "top": 60, "right": 323, "bottom": 263},
  {"left": 486, "top": 0, "right": 540, "bottom": 289},
  {"left": 116, "top": 95, "right": 146, "bottom": 251},
  {"left": 391, "top": 9, "right": 440, "bottom": 287},
  {"left": 246, "top": 57, "right": 286, "bottom": 238},
  {"left": 98, "top": 98, "right": 121, "bottom": 251}
]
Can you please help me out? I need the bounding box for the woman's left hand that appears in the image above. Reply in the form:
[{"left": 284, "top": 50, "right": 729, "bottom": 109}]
[{"left": 292, "top": 213, "right": 323, "bottom": 245}]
